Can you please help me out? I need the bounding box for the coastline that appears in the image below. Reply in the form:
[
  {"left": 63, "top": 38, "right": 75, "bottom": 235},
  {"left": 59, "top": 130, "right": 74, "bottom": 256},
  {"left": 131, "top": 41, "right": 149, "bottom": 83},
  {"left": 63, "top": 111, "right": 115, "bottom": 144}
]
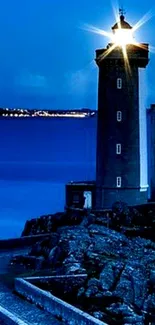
[{"left": 5, "top": 205, "right": 155, "bottom": 324}]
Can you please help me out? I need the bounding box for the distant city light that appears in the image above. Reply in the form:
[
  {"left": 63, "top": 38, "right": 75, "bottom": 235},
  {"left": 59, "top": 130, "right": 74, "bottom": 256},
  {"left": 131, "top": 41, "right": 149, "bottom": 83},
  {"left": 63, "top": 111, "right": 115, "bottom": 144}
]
[{"left": 1, "top": 108, "right": 96, "bottom": 118}]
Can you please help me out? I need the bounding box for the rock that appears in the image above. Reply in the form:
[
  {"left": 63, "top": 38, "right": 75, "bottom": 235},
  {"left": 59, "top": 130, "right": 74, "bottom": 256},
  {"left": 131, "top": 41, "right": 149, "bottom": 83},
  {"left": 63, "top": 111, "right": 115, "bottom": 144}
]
[
  {"left": 47, "top": 233, "right": 59, "bottom": 248},
  {"left": 113, "top": 262, "right": 147, "bottom": 309},
  {"left": 64, "top": 263, "right": 85, "bottom": 275},
  {"left": 85, "top": 250, "right": 104, "bottom": 270},
  {"left": 106, "top": 302, "right": 132, "bottom": 316},
  {"left": 66, "top": 210, "right": 84, "bottom": 225},
  {"left": 92, "top": 310, "right": 115, "bottom": 324},
  {"left": 92, "top": 311, "right": 105, "bottom": 320},
  {"left": 130, "top": 207, "right": 144, "bottom": 226},
  {"left": 29, "top": 235, "right": 59, "bottom": 259},
  {"left": 22, "top": 212, "right": 70, "bottom": 236},
  {"left": 99, "top": 261, "right": 124, "bottom": 291},
  {"left": 95, "top": 292, "right": 107, "bottom": 298},
  {"left": 84, "top": 277, "right": 101, "bottom": 298},
  {"left": 77, "top": 287, "right": 85, "bottom": 298},
  {"left": 80, "top": 214, "right": 96, "bottom": 227},
  {"left": 123, "top": 316, "right": 143, "bottom": 324},
  {"left": 21, "top": 220, "right": 32, "bottom": 236},
  {"left": 87, "top": 278, "right": 101, "bottom": 288},
  {"left": 18, "top": 208, "right": 155, "bottom": 321},
  {"left": 106, "top": 303, "right": 143, "bottom": 324},
  {"left": 47, "top": 246, "right": 61, "bottom": 266},
  {"left": 143, "top": 293, "right": 155, "bottom": 313},
  {"left": 58, "top": 226, "right": 91, "bottom": 262},
  {"left": 87, "top": 225, "right": 130, "bottom": 262},
  {"left": 11, "top": 254, "right": 27, "bottom": 265},
  {"left": 111, "top": 201, "right": 132, "bottom": 226},
  {"left": 88, "top": 224, "right": 129, "bottom": 245},
  {"left": 112, "top": 201, "right": 129, "bottom": 215},
  {"left": 29, "top": 242, "right": 42, "bottom": 256},
  {"left": 85, "top": 285, "right": 99, "bottom": 298},
  {"left": 80, "top": 216, "right": 89, "bottom": 227},
  {"left": 149, "top": 270, "right": 155, "bottom": 287},
  {"left": 11, "top": 255, "right": 44, "bottom": 269},
  {"left": 62, "top": 254, "right": 78, "bottom": 264},
  {"left": 99, "top": 263, "right": 115, "bottom": 291},
  {"left": 33, "top": 256, "right": 44, "bottom": 269},
  {"left": 95, "top": 210, "right": 111, "bottom": 226}
]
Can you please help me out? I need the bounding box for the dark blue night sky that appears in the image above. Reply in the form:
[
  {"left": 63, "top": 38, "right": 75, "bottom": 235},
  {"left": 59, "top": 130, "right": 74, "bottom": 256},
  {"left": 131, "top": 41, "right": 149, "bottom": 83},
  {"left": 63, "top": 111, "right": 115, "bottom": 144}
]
[{"left": 0, "top": 0, "right": 154, "bottom": 109}]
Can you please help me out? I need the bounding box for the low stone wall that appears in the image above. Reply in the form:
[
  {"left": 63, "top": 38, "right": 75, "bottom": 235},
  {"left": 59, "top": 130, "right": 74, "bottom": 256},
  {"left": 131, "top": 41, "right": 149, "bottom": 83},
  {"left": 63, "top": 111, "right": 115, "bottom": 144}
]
[
  {"left": 0, "top": 233, "right": 51, "bottom": 250},
  {"left": 15, "top": 277, "right": 107, "bottom": 325},
  {"left": 26, "top": 274, "right": 87, "bottom": 287},
  {"left": 0, "top": 305, "right": 28, "bottom": 325}
]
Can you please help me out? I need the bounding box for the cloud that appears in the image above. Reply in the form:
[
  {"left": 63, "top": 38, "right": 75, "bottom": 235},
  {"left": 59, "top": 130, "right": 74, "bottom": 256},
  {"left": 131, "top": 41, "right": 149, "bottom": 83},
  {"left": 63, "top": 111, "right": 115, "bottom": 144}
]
[
  {"left": 16, "top": 71, "right": 48, "bottom": 90},
  {"left": 6, "top": 64, "right": 98, "bottom": 109},
  {"left": 67, "top": 70, "right": 89, "bottom": 94},
  {"left": 65, "top": 63, "right": 96, "bottom": 96}
]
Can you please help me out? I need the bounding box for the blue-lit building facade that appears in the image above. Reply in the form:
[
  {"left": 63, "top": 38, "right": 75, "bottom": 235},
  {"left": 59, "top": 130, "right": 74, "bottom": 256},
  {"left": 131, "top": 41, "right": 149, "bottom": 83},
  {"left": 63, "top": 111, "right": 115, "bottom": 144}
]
[{"left": 147, "top": 105, "right": 155, "bottom": 201}]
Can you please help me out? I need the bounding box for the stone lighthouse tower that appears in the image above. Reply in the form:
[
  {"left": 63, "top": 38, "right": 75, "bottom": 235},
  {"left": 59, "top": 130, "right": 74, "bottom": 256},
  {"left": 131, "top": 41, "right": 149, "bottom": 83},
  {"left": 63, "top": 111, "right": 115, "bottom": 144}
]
[{"left": 95, "top": 12, "right": 149, "bottom": 208}]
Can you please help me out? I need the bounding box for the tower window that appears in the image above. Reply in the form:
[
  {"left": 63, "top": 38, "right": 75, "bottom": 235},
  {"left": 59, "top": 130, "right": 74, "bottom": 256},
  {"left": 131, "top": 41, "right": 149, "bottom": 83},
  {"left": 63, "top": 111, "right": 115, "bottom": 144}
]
[
  {"left": 117, "top": 177, "right": 122, "bottom": 188},
  {"left": 117, "top": 111, "right": 122, "bottom": 121},
  {"left": 73, "top": 193, "right": 79, "bottom": 204},
  {"left": 117, "top": 78, "right": 122, "bottom": 89},
  {"left": 116, "top": 143, "right": 121, "bottom": 154}
]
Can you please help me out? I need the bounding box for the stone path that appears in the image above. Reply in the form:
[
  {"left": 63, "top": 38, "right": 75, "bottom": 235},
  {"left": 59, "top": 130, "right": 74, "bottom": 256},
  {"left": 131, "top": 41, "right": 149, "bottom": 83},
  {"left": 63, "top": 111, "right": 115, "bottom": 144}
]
[
  {"left": 0, "top": 283, "right": 62, "bottom": 324},
  {"left": 0, "top": 248, "right": 62, "bottom": 324}
]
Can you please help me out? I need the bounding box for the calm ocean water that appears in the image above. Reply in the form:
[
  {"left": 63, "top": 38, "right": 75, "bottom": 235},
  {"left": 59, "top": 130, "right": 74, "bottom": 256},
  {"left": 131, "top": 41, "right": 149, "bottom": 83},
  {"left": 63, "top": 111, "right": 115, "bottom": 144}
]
[{"left": 0, "top": 117, "right": 96, "bottom": 238}]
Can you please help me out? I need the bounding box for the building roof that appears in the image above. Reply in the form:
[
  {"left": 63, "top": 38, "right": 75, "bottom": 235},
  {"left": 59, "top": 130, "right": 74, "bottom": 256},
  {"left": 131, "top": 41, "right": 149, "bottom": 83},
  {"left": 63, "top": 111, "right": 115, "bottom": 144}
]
[
  {"left": 112, "top": 14, "right": 132, "bottom": 30},
  {"left": 67, "top": 180, "right": 96, "bottom": 186}
]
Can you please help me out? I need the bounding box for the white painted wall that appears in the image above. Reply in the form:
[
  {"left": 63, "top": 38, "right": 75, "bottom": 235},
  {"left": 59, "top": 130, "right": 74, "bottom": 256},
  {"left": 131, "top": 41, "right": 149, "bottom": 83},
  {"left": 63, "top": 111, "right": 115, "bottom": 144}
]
[{"left": 139, "top": 68, "right": 148, "bottom": 192}]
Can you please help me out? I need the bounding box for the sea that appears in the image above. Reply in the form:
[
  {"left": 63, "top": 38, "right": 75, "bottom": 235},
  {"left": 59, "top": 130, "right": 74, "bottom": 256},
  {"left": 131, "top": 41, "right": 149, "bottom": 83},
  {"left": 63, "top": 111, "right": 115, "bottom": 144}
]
[{"left": 0, "top": 117, "right": 97, "bottom": 239}]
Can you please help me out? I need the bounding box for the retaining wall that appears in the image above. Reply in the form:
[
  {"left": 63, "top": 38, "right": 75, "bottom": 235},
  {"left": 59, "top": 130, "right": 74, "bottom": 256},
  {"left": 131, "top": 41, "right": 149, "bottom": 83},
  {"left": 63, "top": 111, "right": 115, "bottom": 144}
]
[
  {"left": 26, "top": 274, "right": 87, "bottom": 287},
  {"left": 15, "top": 277, "right": 107, "bottom": 325},
  {"left": 0, "top": 233, "right": 51, "bottom": 250}
]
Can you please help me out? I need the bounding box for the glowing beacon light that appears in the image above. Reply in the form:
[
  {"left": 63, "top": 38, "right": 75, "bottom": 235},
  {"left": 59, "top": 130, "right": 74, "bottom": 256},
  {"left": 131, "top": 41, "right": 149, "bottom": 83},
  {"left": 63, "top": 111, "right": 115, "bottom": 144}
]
[{"left": 111, "top": 11, "right": 134, "bottom": 46}]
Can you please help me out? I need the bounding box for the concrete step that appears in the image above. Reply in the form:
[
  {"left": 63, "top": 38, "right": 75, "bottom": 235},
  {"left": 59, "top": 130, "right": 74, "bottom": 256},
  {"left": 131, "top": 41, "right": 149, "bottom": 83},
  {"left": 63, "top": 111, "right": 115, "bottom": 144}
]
[
  {"left": 0, "top": 283, "right": 62, "bottom": 325},
  {"left": 0, "top": 247, "right": 62, "bottom": 324},
  {"left": 0, "top": 304, "right": 28, "bottom": 324}
]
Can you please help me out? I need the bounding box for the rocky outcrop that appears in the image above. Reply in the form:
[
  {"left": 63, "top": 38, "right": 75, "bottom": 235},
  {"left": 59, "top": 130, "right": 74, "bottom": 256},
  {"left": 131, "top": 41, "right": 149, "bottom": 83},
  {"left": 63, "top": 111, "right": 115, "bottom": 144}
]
[
  {"left": 12, "top": 203, "right": 155, "bottom": 324},
  {"left": 21, "top": 211, "right": 85, "bottom": 236}
]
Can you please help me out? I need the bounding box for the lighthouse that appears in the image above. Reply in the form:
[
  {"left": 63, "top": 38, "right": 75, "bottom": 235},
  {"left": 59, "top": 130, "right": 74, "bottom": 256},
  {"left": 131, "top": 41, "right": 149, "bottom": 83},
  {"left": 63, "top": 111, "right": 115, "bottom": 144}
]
[
  {"left": 95, "top": 11, "right": 149, "bottom": 208},
  {"left": 65, "top": 10, "right": 150, "bottom": 211}
]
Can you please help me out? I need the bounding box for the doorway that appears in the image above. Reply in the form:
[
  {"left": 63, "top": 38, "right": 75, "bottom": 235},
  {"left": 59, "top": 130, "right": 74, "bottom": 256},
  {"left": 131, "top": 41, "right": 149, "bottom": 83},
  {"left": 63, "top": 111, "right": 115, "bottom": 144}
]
[{"left": 83, "top": 191, "right": 92, "bottom": 209}]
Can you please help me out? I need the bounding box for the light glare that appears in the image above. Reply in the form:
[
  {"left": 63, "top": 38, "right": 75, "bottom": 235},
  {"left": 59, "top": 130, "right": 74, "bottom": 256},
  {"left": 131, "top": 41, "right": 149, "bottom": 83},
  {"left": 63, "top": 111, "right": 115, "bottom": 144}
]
[
  {"left": 84, "top": 8, "right": 152, "bottom": 75},
  {"left": 112, "top": 29, "right": 134, "bottom": 46}
]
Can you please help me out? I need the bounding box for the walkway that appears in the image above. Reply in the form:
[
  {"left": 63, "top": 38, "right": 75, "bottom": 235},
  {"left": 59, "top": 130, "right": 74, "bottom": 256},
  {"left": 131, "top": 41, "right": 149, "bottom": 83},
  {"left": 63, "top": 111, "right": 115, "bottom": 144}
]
[{"left": 0, "top": 248, "right": 62, "bottom": 324}]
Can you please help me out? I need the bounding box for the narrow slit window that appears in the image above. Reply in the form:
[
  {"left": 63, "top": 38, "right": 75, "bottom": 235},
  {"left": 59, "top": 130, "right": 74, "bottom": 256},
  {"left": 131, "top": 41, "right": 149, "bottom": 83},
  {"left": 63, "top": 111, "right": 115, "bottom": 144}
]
[
  {"left": 117, "top": 177, "right": 122, "bottom": 188},
  {"left": 116, "top": 143, "right": 121, "bottom": 154},
  {"left": 117, "top": 78, "right": 122, "bottom": 89},
  {"left": 117, "top": 111, "right": 122, "bottom": 122}
]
